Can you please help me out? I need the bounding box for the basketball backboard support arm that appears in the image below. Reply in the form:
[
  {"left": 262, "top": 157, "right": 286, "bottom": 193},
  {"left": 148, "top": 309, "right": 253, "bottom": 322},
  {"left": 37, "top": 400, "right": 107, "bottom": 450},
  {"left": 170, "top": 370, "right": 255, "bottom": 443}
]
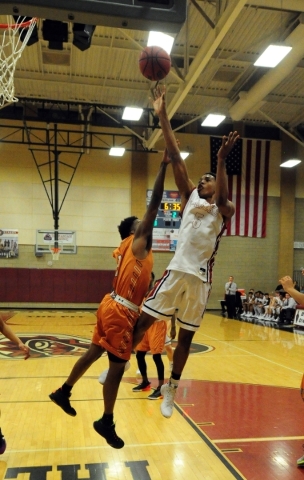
[{"left": 0, "top": 0, "right": 187, "bottom": 33}]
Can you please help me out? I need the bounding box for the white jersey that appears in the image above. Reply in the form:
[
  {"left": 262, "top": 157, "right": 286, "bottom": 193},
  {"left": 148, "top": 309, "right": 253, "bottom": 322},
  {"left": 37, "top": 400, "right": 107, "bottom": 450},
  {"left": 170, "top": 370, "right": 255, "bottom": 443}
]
[{"left": 167, "top": 188, "right": 225, "bottom": 283}]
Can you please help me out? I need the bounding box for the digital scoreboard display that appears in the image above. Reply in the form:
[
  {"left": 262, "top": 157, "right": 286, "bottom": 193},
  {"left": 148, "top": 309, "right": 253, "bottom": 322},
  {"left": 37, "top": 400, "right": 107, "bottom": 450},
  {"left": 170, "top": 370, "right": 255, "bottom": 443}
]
[
  {"left": 160, "top": 202, "right": 181, "bottom": 211},
  {"left": 147, "top": 189, "right": 181, "bottom": 251}
]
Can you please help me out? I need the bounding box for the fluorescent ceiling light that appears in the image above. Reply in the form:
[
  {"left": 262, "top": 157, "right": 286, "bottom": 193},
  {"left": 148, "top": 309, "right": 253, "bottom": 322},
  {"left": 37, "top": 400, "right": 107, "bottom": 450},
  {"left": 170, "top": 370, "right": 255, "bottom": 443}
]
[
  {"left": 109, "top": 147, "right": 125, "bottom": 157},
  {"left": 122, "top": 107, "right": 143, "bottom": 121},
  {"left": 254, "top": 45, "right": 292, "bottom": 68},
  {"left": 147, "top": 31, "right": 174, "bottom": 54},
  {"left": 280, "top": 159, "right": 301, "bottom": 168},
  {"left": 180, "top": 151, "right": 190, "bottom": 160},
  {"left": 201, "top": 114, "right": 226, "bottom": 127}
]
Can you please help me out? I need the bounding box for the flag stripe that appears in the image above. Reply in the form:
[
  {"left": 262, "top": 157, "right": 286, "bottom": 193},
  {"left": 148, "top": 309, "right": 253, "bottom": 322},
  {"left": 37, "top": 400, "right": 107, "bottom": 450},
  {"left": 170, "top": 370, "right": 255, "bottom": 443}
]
[
  {"left": 262, "top": 141, "right": 270, "bottom": 237},
  {"left": 223, "top": 138, "right": 270, "bottom": 238},
  {"left": 244, "top": 140, "right": 252, "bottom": 237},
  {"left": 252, "top": 141, "right": 261, "bottom": 238}
]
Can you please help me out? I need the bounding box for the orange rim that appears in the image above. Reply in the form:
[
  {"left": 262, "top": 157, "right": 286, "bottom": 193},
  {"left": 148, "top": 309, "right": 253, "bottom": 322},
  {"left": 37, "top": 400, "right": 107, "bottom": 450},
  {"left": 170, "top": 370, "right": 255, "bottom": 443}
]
[{"left": 0, "top": 18, "right": 37, "bottom": 29}]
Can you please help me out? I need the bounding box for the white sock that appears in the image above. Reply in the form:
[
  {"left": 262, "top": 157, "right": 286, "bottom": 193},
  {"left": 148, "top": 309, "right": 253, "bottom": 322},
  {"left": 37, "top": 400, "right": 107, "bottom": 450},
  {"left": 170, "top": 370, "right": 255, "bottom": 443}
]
[{"left": 169, "top": 378, "right": 179, "bottom": 388}]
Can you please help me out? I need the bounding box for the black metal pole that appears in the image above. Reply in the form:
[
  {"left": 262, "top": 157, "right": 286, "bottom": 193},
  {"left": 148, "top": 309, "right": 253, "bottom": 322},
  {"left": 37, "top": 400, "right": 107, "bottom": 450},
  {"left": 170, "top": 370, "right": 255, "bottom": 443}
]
[{"left": 54, "top": 123, "right": 59, "bottom": 249}]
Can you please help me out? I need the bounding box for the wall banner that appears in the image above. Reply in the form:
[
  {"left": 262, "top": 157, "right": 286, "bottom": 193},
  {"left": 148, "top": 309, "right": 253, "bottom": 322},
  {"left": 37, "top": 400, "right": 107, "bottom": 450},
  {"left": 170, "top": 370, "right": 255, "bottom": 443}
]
[{"left": 0, "top": 229, "right": 19, "bottom": 258}]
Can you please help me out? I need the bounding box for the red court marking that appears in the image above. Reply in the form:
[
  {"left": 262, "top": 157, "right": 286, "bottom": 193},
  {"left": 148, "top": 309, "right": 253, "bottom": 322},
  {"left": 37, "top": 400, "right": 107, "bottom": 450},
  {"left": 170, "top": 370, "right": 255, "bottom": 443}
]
[{"left": 173, "top": 380, "right": 304, "bottom": 480}]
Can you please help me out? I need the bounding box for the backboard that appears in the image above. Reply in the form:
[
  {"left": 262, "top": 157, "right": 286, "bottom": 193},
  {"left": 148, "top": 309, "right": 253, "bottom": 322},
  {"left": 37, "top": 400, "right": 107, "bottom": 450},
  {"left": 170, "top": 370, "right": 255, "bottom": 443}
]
[
  {"left": 0, "top": 0, "right": 187, "bottom": 33},
  {"left": 35, "top": 229, "right": 77, "bottom": 255}
]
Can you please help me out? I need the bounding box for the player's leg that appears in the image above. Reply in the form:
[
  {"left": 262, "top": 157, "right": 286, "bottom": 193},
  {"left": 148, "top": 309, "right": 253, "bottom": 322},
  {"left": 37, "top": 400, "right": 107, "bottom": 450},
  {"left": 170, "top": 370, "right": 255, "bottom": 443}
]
[
  {"left": 132, "top": 311, "right": 155, "bottom": 349},
  {"left": 93, "top": 352, "right": 126, "bottom": 449},
  {"left": 49, "top": 343, "right": 103, "bottom": 416},
  {"left": 133, "top": 351, "right": 151, "bottom": 391}
]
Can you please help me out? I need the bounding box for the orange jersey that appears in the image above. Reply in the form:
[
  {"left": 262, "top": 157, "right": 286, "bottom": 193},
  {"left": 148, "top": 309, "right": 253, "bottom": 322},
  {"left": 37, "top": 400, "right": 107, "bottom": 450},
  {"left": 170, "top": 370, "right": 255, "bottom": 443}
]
[{"left": 112, "top": 235, "right": 153, "bottom": 307}]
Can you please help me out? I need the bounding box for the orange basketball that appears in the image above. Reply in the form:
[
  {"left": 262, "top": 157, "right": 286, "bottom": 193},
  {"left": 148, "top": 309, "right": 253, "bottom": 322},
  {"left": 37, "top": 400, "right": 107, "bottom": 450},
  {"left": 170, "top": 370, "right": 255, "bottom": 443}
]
[{"left": 139, "top": 46, "right": 171, "bottom": 81}]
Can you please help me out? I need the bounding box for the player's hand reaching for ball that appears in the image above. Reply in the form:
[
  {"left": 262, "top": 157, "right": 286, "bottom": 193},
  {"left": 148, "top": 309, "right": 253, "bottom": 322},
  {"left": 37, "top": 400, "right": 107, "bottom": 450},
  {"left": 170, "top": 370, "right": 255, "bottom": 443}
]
[
  {"left": 152, "top": 85, "right": 166, "bottom": 117},
  {"left": 218, "top": 131, "right": 240, "bottom": 159}
]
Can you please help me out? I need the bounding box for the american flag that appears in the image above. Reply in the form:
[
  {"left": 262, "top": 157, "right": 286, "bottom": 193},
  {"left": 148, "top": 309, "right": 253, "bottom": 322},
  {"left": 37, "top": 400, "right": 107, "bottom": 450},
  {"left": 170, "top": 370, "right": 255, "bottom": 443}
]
[
  {"left": 210, "top": 136, "right": 242, "bottom": 175},
  {"left": 210, "top": 137, "right": 270, "bottom": 238}
]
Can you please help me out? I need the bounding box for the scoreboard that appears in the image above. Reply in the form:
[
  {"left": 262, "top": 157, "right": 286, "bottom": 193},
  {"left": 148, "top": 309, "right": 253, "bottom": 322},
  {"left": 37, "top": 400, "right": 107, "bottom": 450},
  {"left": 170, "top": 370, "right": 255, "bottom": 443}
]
[{"left": 146, "top": 189, "right": 181, "bottom": 251}]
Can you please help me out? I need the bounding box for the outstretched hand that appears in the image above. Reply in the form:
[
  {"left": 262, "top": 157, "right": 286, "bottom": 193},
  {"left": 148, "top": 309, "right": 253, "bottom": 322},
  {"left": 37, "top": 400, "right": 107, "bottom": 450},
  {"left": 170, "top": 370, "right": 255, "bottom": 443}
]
[
  {"left": 279, "top": 276, "right": 294, "bottom": 292},
  {"left": 218, "top": 131, "right": 240, "bottom": 159},
  {"left": 152, "top": 85, "right": 166, "bottom": 116}
]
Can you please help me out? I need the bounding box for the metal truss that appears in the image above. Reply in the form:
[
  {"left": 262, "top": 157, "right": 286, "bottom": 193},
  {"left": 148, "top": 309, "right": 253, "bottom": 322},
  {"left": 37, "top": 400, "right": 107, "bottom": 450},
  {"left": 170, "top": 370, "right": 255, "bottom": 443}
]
[{"left": 0, "top": 98, "right": 159, "bottom": 241}]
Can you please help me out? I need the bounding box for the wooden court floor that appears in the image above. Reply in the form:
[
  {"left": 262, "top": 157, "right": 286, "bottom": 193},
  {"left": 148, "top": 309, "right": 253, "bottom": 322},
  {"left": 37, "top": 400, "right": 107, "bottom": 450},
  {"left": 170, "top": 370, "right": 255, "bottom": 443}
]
[{"left": 0, "top": 309, "right": 304, "bottom": 480}]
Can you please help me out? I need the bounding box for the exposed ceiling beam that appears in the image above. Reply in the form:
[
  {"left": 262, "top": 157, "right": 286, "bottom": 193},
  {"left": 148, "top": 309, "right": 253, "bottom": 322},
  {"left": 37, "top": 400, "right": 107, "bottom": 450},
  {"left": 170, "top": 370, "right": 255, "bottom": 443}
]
[
  {"left": 249, "top": 0, "right": 304, "bottom": 13},
  {"left": 146, "top": 0, "right": 247, "bottom": 149},
  {"left": 229, "top": 15, "right": 304, "bottom": 121}
]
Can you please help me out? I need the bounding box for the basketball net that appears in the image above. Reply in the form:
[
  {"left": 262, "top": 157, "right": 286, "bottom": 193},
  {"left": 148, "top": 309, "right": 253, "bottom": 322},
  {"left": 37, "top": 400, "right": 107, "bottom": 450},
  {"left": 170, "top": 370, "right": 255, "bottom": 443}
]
[
  {"left": 50, "top": 246, "right": 61, "bottom": 261},
  {"left": 0, "top": 16, "right": 37, "bottom": 108}
]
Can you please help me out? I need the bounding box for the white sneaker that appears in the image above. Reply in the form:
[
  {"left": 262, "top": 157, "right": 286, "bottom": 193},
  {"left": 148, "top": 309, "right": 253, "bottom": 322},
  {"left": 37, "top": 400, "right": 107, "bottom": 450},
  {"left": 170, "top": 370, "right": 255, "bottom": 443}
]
[
  {"left": 297, "top": 454, "right": 304, "bottom": 467},
  {"left": 98, "top": 360, "right": 131, "bottom": 384},
  {"left": 160, "top": 382, "right": 178, "bottom": 418}
]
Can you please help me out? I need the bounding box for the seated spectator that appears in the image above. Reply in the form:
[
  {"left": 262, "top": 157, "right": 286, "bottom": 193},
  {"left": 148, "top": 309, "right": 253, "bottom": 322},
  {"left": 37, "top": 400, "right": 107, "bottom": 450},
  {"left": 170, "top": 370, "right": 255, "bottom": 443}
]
[
  {"left": 264, "top": 293, "right": 276, "bottom": 320},
  {"left": 271, "top": 291, "right": 283, "bottom": 320},
  {"left": 241, "top": 291, "right": 255, "bottom": 317},
  {"left": 279, "top": 293, "right": 297, "bottom": 324},
  {"left": 253, "top": 291, "right": 265, "bottom": 318},
  {"left": 235, "top": 290, "right": 244, "bottom": 318}
]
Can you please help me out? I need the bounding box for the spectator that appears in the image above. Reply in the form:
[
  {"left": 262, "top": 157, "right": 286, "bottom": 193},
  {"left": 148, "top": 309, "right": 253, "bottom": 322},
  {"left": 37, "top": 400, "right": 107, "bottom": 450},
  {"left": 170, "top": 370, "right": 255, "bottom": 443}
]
[
  {"left": 225, "top": 276, "right": 238, "bottom": 319},
  {"left": 279, "top": 293, "right": 297, "bottom": 324},
  {"left": 241, "top": 291, "right": 255, "bottom": 317}
]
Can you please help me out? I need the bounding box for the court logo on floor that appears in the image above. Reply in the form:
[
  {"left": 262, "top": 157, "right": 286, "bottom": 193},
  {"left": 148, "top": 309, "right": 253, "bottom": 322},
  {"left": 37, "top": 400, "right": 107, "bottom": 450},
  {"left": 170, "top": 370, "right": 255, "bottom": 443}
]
[
  {"left": 0, "top": 335, "right": 214, "bottom": 359},
  {"left": 171, "top": 341, "right": 214, "bottom": 355},
  {"left": 0, "top": 333, "right": 91, "bottom": 359}
]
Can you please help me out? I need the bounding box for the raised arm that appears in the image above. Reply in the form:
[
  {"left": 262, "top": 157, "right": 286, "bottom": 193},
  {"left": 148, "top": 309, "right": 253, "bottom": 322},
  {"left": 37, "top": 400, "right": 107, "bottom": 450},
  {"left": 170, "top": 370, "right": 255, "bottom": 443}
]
[
  {"left": 215, "top": 132, "right": 239, "bottom": 221},
  {"left": 279, "top": 276, "right": 304, "bottom": 305},
  {"left": 153, "top": 86, "right": 195, "bottom": 206},
  {"left": 132, "top": 149, "right": 169, "bottom": 258},
  {"left": 0, "top": 317, "right": 30, "bottom": 359}
]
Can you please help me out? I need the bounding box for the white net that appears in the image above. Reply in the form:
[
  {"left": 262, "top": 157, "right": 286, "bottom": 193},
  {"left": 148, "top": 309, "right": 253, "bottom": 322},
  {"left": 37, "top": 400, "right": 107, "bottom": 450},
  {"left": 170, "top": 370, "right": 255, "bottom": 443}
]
[
  {"left": 0, "top": 16, "right": 37, "bottom": 108},
  {"left": 50, "top": 247, "right": 61, "bottom": 261}
]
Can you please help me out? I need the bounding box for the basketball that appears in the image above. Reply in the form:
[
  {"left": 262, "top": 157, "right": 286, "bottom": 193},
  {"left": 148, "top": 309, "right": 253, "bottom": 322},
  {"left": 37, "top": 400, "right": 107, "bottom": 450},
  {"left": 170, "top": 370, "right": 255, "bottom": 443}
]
[{"left": 139, "top": 46, "right": 171, "bottom": 81}]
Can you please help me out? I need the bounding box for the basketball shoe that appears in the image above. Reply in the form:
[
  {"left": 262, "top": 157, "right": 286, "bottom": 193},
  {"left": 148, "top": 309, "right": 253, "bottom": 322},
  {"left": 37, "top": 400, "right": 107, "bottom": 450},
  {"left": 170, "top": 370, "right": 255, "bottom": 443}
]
[
  {"left": 49, "top": 388, "right": 76, "bottom": 416},
  {"left": 93, "top": 419, "right": 124, "bottom": 449},
  {"left": 147, "top": 386, "right": 163, "bottom": 400},
  {"left": 0, "top": 429, "right": 6, "bottom": 455},
  {"left": 160, "top": 382, "right": 177, "bottom": 418},
  {"left": 132, "top": 380, "right": 151, "bottom": 391},
  {"left": 98, "top": 360, "right": 131, "bottom": 385},
  {"left": 297, "top": 454, "right": 304, "bottom": 467}
]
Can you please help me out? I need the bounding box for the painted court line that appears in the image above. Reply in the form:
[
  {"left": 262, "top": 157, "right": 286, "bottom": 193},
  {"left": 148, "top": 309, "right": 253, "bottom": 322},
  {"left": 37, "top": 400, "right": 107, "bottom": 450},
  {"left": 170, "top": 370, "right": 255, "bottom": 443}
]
[
  {"left": 214, "top": 436, "right": 304, "bottom": 443},
  {"left": 4, "top": 440, "right": 203, "bottom": 454}
]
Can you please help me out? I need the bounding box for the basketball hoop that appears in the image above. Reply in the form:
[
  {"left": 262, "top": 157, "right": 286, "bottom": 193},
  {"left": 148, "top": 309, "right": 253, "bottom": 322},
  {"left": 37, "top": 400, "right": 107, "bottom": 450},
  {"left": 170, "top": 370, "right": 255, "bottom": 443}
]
[
  {"left": 50, "top": 246, "right": 61, "bottom": 261},
  {"left": 0, "top": 16, "right": 37, "bottom": 108}
]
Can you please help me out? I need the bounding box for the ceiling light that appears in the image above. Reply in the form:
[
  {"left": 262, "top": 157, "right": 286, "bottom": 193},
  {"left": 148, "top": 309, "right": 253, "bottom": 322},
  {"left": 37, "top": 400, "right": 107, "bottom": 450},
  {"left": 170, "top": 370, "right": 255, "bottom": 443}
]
[
  {"left": 147, "top": 31, "right": 174, "bottom": 54},
  {"left": 122, "top": 107, "right": 143, "bottom": 121},
  {"left": 109, "top": 147, "right": 125, "bottom": 156},
  {"left": 280, "top": 159, "right": 301, "bottom": 168},
  {"left": 180, "top": 151, "right": 189, "bottom": 160},
  {"left": 201, "top": 114, "right": 226, "bottom": 127},
  {"left": 254, "top": 45, "right": 292, "bottom": 68}
]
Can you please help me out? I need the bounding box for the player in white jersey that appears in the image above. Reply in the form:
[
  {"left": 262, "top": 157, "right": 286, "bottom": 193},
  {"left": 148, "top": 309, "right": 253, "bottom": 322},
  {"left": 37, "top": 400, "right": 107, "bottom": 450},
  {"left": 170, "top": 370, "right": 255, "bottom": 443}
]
[{"left": 133, "top": 86, "right": 239, "bottom": 418}]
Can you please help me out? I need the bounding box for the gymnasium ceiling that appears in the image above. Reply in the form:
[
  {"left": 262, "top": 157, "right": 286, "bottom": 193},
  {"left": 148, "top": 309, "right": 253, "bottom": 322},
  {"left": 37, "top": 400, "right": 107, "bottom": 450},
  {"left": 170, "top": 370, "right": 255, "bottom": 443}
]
[{"left": 1, "top": 0, "right": 304, "bottom": 150}]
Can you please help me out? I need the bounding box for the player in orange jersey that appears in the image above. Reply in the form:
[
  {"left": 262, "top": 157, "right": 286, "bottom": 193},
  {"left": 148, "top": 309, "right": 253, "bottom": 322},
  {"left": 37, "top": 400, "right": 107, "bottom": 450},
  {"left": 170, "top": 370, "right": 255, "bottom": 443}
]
[{"left": 49, "top": 149, "right": 170, "bottom": 449}]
